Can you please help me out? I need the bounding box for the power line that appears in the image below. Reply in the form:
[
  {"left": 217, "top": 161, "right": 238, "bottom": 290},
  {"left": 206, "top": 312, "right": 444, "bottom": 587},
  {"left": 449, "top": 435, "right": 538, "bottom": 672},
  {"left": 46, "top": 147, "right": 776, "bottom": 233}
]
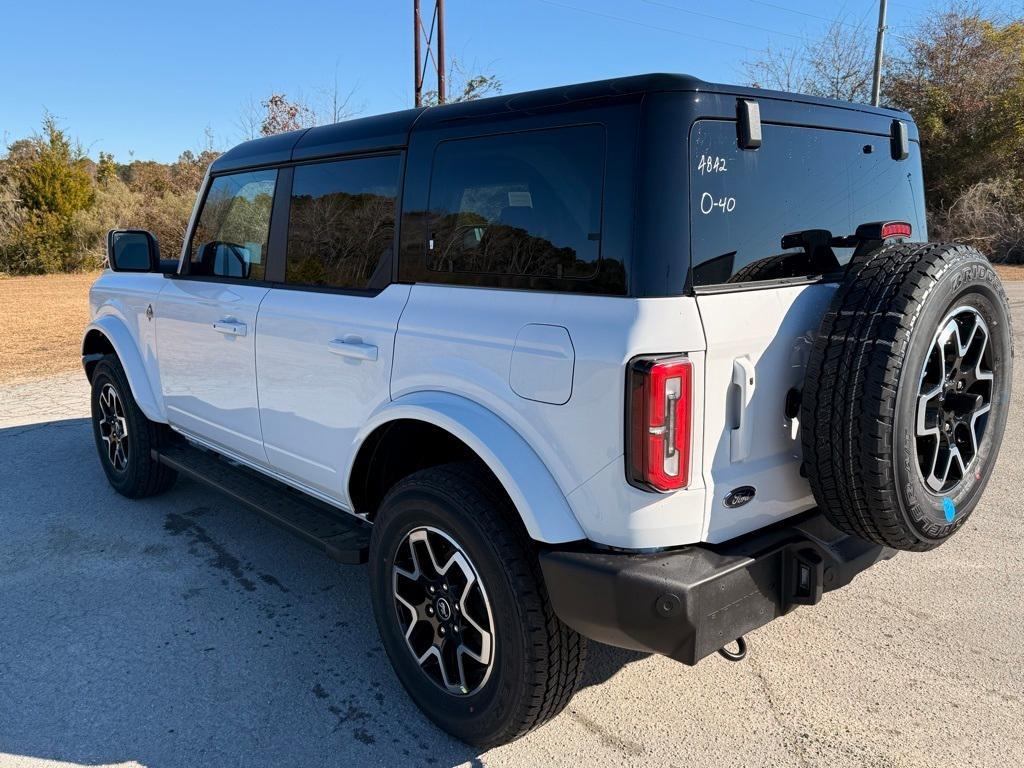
[
  {"left": 536, "top": 0, "right": 765, "bottom": 52},
  {"left": 645, "top": 0, "right": 915, "bottom": 51},
  {"left": 746, "top": 0, "right": 865, "bottom": 27},
  {"left": 743, "top": 0, "right": 913, "bottom": 44},
  {"left": 640, "top": 0, "right": 808, "bottom": 41}
]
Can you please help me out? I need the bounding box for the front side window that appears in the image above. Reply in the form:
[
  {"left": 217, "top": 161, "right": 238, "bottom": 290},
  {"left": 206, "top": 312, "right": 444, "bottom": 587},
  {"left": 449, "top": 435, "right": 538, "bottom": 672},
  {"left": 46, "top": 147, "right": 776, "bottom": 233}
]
[
  {"left": 189, "top": 169, "right": 277, "bottom": 280},
  {"left": 426, "top": 126, "right": 605, "bottom": 280},
  {"left": 285, "top": 155, "right": 401, "bottom": 289}
]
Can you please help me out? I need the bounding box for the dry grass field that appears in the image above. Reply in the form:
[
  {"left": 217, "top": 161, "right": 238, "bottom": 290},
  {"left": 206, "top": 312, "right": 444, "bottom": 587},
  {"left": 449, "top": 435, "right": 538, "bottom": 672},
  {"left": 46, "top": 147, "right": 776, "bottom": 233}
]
[
  {"left": 0, "top": 272, "right": 100, "bottom": 384},
  {"left": 0, "top": 264, "right": 1021, "bottom": 386},
  {"left": 995, "top": 263, "right": 1024, "bottom": 281}
]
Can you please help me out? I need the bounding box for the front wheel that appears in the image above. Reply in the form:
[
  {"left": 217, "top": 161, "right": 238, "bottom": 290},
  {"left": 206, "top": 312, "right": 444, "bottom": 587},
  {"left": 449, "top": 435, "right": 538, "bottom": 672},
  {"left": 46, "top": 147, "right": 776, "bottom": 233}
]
[
  {"left": 368, "top": 463, "right": 587, "bottom": 747},
  {"left": 90, "top": 355, "right": 178, "bottom": 498}
]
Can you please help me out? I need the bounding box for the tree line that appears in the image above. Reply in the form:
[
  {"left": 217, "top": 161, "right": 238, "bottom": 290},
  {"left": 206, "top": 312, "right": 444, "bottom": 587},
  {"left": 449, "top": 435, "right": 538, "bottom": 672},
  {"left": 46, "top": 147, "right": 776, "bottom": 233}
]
[
  {"left": 744, "top": 2, "right": 1024, "bottom": 262},
  {"left": 0, "top": 64, "right": 500, "bottom": 276},
  {"left": 1, "top": 5, "right": 1021, "bottom": 276}
]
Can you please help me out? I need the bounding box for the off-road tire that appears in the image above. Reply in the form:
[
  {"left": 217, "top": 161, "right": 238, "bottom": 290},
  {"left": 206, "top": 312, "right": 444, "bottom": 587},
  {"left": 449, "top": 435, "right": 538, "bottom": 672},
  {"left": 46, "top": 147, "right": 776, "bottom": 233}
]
[
  {"left": 90, "top": 355, "right": 178, "bottom": 498},
  {"left": 802, "top": 243, "right": 1012, "bottom": 551},
  {"left": 368, "top": 462, "right": 587, "bottom": 747}
]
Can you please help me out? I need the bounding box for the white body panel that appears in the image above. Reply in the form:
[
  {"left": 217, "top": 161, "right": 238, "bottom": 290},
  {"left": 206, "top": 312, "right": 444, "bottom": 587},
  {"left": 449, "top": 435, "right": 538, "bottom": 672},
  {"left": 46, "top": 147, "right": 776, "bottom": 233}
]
[
  {"left": 392, "top": 285, "right": 708, "bottom": 549},
  {"left": 85, "top": 267, "right": 833, "bottom": 550},
  {"left": 255, "top": 284, "right": 411, "bottom": 500},
  {"left": 353, "top": 391, "right": 587, "bottom": 543},
  {"left": 86, "top": 271, "right": 169, "bottom": 422},
  {"left": 696, "top": 284, "right": 836, "bottom": 542},
  {"left": 154, "top": 278, "right": 270, "bottom": 463}
]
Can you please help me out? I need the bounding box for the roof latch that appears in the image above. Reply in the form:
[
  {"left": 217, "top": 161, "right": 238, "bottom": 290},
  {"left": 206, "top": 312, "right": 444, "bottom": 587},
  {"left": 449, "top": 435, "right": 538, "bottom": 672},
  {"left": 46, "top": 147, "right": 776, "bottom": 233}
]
[
  {"left": 737, "top": 99, "right": 762, "bottom": 150},
  {"left": 890, "top": 119, "right": 909, "bottom": 161}
]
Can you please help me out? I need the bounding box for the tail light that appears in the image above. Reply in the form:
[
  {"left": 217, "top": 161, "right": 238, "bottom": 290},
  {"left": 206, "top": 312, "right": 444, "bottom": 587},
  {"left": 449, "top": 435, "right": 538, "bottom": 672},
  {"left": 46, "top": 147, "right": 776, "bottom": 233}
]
[
  {"left": 853, "top": 220, "right": 912, "bottom": 241},
  {"left": 627, "top": 355, "right": 693, "bottom": 492},
  {"left": 880, "top": 221, "right": 912, "bottom": 239}
]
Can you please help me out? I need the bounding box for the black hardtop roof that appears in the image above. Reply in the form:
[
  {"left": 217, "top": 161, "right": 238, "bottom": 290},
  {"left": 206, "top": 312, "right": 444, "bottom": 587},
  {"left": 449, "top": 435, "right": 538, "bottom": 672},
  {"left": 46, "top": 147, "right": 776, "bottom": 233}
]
[{"left": 209, "top": 72, "right": 912, "bottom": 174}]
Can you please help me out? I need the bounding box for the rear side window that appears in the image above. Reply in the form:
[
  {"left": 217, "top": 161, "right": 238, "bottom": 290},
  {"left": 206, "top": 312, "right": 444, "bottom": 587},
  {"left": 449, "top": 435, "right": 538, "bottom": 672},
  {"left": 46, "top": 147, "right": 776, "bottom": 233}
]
[
  {"left": 689, "top": 121, "right": 926, "bottom": 286},
  {"left": 285, "top": 155, "right": 401, "bottom": 289},
  {"left": 189, "top": 170, "right": 277, "bottom": 280},
  {"left": 426, "top": 126, "right": 605, "bottom": 280}
]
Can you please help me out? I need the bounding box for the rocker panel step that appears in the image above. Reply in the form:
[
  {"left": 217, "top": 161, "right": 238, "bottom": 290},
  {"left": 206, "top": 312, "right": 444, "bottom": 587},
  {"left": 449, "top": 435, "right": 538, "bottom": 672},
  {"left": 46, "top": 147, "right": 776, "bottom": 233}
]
[{"left": 153, "top": 444, "right": 369, "bottom": 565}]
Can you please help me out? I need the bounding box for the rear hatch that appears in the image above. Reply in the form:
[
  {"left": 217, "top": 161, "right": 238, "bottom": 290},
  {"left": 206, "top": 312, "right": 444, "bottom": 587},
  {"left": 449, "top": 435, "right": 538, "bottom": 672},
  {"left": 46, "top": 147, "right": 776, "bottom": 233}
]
[{"left": 691, "top": 115, "right": 927, "bottom": 542}]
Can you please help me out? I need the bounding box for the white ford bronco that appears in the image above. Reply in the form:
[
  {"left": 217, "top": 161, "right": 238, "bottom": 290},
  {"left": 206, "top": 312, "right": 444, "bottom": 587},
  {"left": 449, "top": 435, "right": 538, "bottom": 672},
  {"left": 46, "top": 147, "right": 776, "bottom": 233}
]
[{"left": 83, "top": 74, "right": 1013, "bottom": 747}]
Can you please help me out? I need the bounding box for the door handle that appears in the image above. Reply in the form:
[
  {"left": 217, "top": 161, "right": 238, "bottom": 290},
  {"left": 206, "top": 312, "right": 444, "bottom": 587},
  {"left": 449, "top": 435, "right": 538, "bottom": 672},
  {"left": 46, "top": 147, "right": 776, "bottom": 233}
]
[
  {"left": 730, "top": 356, "right": 756, "bottom": 462},
  {"left": 212, "top": 319, "right": 247, "bottom": 337},
  {"left": 328, "top": 336, "right": 378, "bottom": 362}
]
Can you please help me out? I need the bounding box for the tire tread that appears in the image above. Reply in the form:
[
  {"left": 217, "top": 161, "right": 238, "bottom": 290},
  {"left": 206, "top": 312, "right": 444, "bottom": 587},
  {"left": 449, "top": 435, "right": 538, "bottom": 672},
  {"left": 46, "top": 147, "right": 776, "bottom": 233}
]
[{"left": 801, "top": 243, "right": 1010, "bottom": 551}]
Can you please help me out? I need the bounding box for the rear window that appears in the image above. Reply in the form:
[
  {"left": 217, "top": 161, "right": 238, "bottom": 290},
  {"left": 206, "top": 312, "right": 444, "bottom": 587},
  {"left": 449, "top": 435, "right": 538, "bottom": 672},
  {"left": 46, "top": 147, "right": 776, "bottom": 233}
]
[
  {"left": 689, "top": 121, "right": 926, "bottom": 287},
  {"left": 426, "top": 126, "right": 605, "bottom": 280}
]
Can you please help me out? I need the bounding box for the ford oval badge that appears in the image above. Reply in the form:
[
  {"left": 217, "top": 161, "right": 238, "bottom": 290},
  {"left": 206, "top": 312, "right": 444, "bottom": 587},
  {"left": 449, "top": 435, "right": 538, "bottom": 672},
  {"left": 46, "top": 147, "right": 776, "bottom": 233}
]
[{"left": 724, "top": 486, "right": 756, "bottom": 508}]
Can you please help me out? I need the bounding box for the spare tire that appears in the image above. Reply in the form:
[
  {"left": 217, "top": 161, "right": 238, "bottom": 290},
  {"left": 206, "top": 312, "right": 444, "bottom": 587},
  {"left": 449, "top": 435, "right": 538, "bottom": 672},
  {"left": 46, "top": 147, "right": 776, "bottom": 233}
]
[{"left": 802, "top": 243, "right": 1013, "bottom": 551}]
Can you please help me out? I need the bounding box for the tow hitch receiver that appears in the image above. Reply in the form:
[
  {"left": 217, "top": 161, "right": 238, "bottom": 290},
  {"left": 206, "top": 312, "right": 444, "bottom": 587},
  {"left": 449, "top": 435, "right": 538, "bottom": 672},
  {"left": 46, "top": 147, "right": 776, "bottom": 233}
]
[{"left": 786, "top": 548, "right": 824, "bottom": 607}]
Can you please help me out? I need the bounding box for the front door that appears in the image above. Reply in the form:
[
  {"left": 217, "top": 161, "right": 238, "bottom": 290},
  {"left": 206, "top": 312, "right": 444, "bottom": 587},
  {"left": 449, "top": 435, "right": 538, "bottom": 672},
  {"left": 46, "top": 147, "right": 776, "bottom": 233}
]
[
  {"left": 255, "top": 154, "right": 406, "bottom": 503},
  {"left": 156, "top": 168, "right": 278, "bottom": 463}
]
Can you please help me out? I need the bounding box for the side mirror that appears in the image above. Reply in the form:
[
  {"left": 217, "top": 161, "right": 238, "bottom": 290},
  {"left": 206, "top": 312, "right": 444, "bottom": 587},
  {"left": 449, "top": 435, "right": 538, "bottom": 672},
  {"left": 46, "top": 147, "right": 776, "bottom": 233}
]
[{"left": 107, "top": 229, "right": 160, "bottom": 272}]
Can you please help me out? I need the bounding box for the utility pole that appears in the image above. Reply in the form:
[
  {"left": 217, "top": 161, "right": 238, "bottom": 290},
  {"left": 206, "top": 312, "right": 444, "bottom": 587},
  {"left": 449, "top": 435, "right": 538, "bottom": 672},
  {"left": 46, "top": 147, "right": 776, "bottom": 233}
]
[
  {"left": 871, "top": 0, "right": 888, "bottom": 107},
  {"left": 414, "top": 0, "right": 446, "bottom": 107}
]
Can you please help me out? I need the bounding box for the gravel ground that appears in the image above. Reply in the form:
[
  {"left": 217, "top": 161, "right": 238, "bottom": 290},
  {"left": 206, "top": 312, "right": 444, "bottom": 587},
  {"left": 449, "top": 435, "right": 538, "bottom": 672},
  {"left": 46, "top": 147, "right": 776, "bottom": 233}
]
[{"left": 1, "top": 284, "right": 1021, "bottom": 768}]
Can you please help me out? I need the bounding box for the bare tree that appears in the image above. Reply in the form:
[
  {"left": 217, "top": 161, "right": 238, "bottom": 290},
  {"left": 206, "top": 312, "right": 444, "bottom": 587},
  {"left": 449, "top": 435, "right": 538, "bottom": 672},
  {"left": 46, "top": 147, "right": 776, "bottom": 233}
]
[
  {"left": 259, "top": 94, "right": 317, "bottom": 136},
  {"left": 237, "top": 72, "right": 363, "bottom": 141},
  {"left": 316, "top": 69, "right": 362, "bottom": 125},
  {"left": 743, "top": 18, "right": 874, "bottom": 103},
  {"left": 420, "top": 58, "right": 502, "bottom": 106},
  {"left": 235, "top": 95, "right": 263, "bottom": 141},
  {"left": 742, "top": 45, "right": 805, "bottom": 93}
]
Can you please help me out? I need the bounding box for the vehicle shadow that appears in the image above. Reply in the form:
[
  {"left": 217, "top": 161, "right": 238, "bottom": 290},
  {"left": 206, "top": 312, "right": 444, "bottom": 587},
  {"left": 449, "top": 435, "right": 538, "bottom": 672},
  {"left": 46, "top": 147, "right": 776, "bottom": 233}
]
[{"left": 0, "top": 417, "right": 643, "bottom": 768}]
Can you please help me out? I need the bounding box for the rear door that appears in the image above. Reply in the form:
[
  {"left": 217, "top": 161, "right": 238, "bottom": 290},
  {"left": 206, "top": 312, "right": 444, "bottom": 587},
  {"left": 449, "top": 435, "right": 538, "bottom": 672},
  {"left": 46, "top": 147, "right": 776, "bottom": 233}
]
[
  {"left": 690, "top": 118, "right": 927, "bottom": 542},
  {"left": 156, "top": 169, "right": 277, "bottom": 463},
  {"left": 255, "top": 154, "right": 408, "bottom": 502}
]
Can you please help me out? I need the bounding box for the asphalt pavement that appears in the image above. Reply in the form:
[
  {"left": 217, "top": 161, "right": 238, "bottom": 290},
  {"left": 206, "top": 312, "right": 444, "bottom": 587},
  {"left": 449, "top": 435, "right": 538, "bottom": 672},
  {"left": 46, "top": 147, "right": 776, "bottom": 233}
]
[{"left": 1, "top": 284, "right": 1022, "bottom": 768}]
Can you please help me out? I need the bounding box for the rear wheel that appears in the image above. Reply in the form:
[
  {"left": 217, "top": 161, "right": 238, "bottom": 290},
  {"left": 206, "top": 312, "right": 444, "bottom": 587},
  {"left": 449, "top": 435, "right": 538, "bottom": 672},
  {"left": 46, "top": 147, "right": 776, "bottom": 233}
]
[
  {"left": 368, "top": 463, "right": 586, "bottom": 747},
  {"left": 90, "top": 355, "right": 177, "bottom": 498},
  {"left": 802, "top": 243, "right": 1013, "bottom": 551}
]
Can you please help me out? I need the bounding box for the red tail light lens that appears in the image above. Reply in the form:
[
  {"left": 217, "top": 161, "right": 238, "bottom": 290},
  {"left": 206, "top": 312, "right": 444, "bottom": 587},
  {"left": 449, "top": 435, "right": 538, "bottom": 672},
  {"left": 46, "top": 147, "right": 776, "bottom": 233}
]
[
  {"left": 880, "top": 221, "right": 912, "bottom": 239},
  {"left": 627, "top": 355, "right": 692, "bottom": 492}
]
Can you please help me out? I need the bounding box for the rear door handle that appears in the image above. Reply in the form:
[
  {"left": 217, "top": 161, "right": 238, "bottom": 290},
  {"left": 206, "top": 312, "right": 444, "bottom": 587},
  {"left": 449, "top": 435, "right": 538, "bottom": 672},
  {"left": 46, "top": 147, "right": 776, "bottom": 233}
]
[
  {"left": 328, "top": 336, "right": 378, "bottom": 362},
  {"left": 730, "top": 356, "right": 756, "bottom": 462},
  {"left": 212, "top": 319, "right": 247, "bottom": 337}
]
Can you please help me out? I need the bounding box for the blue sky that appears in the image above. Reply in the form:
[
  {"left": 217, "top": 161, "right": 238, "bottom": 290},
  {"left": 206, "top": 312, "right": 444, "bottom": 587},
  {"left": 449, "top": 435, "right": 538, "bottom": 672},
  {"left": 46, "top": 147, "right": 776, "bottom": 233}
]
[{"left": 1, "top": 0, "right": 1019, "bottom": 162}]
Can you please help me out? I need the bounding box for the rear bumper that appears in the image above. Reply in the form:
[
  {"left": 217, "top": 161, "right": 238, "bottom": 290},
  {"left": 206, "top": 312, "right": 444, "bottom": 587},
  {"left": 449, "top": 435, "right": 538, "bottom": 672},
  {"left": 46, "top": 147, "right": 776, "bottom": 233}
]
[{"left": 539, "top": 511, "right": 895, "bottom": 665}]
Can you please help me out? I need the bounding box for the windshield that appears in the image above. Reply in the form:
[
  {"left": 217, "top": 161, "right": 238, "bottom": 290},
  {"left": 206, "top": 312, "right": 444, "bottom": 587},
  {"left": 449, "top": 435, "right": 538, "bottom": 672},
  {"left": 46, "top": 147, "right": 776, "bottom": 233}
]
[{"left": 689, "top": 120, "right": 927, "bottom": 287}]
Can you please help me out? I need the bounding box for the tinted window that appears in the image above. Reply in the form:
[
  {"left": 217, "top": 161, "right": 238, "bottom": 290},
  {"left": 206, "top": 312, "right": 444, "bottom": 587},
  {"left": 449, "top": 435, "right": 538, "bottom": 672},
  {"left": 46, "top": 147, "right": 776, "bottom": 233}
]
[
  {"left": 189, "top": 170, "right": 277, "bottom": 280},
  {"left": 426, "top": 126, "right": 605, "bottom": 280},
  {"left": 286, "top": 155, "right": 401, "bottom": 289},
  {"left": 690, "top": 121, "right": 927, "bottom": 286}
]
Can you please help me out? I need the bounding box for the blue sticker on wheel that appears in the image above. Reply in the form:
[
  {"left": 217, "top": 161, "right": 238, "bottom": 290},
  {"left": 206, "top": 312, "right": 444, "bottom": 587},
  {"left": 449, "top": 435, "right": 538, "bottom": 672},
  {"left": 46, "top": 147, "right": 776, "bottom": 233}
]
[{"left": 943, "top": 497, "right": 956, "bottom": 523}]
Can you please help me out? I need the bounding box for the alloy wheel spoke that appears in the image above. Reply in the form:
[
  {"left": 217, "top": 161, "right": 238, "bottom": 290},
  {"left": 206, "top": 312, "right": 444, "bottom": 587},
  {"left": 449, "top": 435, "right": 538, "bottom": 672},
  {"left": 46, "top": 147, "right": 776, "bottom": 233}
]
[
  {"left": 391, "top": 526, "right": 495, "bottom": 696},
  {"left": 916, "top": 307, "right": 994, "bottom": 495}
]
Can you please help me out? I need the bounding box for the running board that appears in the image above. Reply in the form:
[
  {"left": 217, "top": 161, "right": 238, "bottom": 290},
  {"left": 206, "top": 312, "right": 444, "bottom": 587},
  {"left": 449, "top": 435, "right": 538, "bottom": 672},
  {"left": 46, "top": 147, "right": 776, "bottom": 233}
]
[{"left": 152, "top": 444, "right": 369, "bottom": 565}]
